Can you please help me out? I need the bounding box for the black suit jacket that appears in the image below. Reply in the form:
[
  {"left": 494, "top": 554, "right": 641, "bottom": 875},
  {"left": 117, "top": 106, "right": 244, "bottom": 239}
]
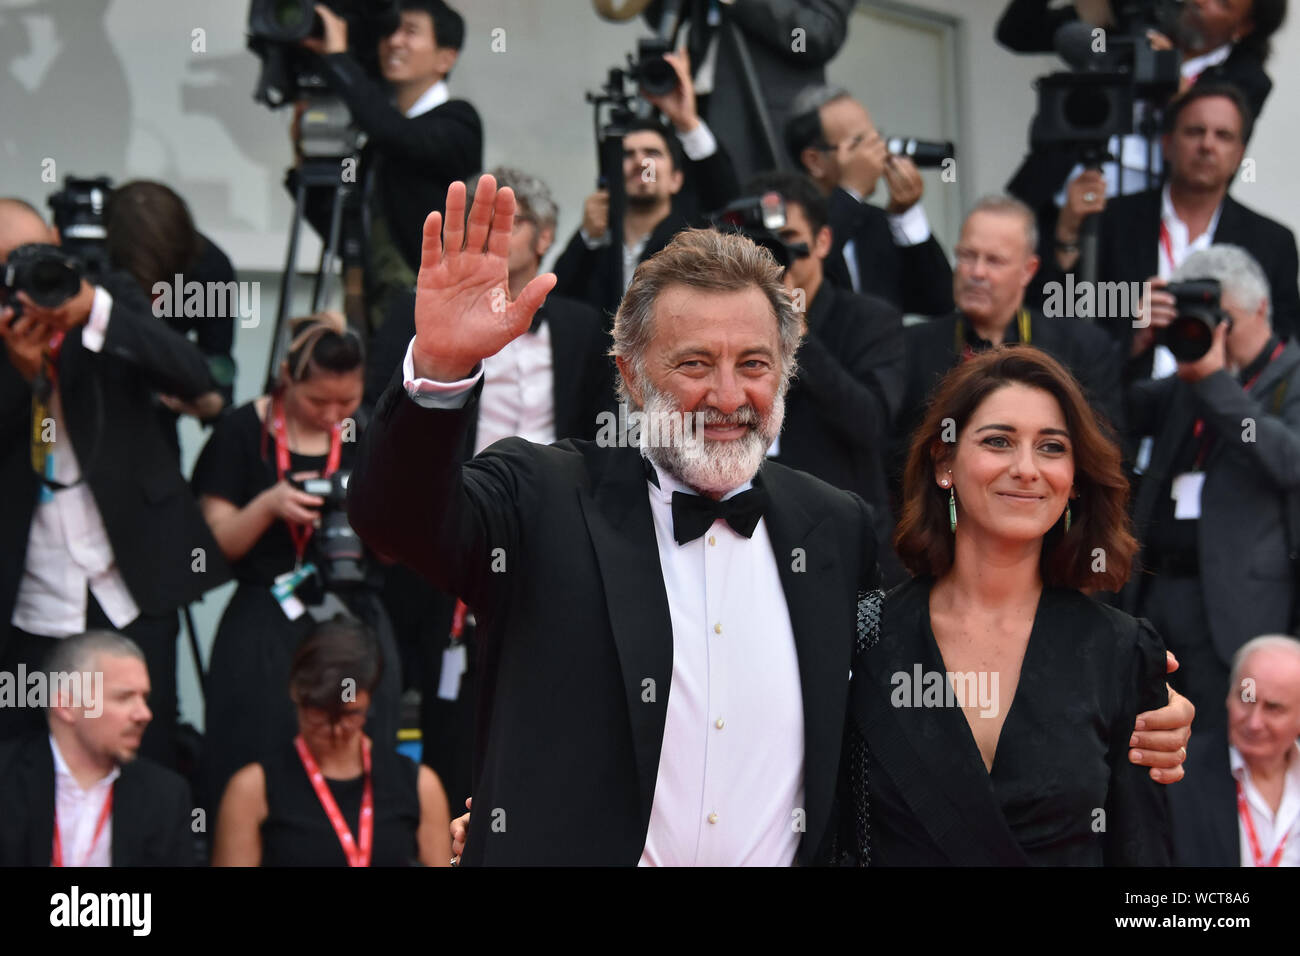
[
  {"left": 1034, "top": 189, "right": 1300, "bottom": 371},
  {"left": 999, "top": 0, "right": 1274, "bottom": 215},
  {"left": 551, "top": 145, "right": 740, "bottom": 323},
  {"left": 292, "top": 55, "right": 482, "bottom": 276},
  {"left": 825, "top": 188, "right": 955, "bottom": 316},
  {"left": 773, "top": 281, "right": 904, "bottom": 576},
  {"left": 364, "top": 290, "right": 614, "bottom": 451},
  {"left": 0, "top": 275, "right": 230, "bottom": 650},
  {"left": 1166, "top": 727, "right": 1240, "bottom": 866},
  {"left": 0, "top": 733, "right": 196, "bottom": 866},
  {"left": 348, "top": 383, "right": 880, "bottom": 865}
]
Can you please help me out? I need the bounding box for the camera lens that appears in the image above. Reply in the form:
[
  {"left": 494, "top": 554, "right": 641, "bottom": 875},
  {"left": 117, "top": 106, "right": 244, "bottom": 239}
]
[
  {"left": 1166, "top": 312, "right": 1217, "bottom": 363},
  {"left": 639, "top": 58, "right": 677, "bottom": 98},
  {"left": 28, "top": 259, "right": 81, "bottom": 308}
]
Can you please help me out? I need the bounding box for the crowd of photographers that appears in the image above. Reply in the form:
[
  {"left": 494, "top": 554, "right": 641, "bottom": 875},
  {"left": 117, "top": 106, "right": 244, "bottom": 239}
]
[{"left": 1, "top": 0, "right": 1298, "bottom": 867}]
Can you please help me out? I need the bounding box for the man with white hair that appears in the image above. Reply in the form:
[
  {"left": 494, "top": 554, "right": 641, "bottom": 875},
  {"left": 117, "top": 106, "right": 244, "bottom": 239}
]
[
  {"left": 1169, "top": 635, "right": 1300, "bottom": 866},
  {"left": 348, "top": 177, "right": 1194, "bottom": 865},
  {"left": 0, "top": 630, "right": 195, "bottom": 865},
  {"left": 1122, "top": 244, "right": 1300, "bottom": 730}
]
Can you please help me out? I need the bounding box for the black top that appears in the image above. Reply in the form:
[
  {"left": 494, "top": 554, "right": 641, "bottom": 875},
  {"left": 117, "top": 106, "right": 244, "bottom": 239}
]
[
  {"left": 260, "top": 739, "right": 421, "bottom": 867},
  {"left": 191, "top": 401, "right": 360, "bottom": 586},
  {"left": 849, "top": 578, "right": 1171, "bottom": 865}
]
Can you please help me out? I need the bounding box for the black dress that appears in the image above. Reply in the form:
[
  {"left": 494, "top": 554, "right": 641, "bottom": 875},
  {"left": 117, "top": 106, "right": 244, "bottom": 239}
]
[
  {"left": 261, "top": 739, "right": 421, "bottom": 866},
  {"left": 192, "top": 401, "right": 401, "bottom": 816},
  {"left": 844, "top": 578, "right": 1171, "bottom": 866}
]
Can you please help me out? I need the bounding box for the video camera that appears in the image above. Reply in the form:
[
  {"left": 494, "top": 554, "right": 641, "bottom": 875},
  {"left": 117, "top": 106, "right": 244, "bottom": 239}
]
[
  {"left": 884, "top": 136, "right": 956, "bottom": 169},
  {"left": 49, "top": 176, "right": 113, "bottom": 281},
  {"left": 1162, "top": 279, "right": 1227, "bottom": 362},
  {"left": 291, "top": 471, "right": 368, "bottom": 590},
  {"left": 709, "top": 193, "right": 808, "bottom": 272}
]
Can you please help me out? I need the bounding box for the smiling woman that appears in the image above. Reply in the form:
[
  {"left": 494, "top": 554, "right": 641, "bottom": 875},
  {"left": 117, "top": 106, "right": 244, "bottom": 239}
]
[{"left": 841, "top": 346, "right": 1177, "bottom": 866}]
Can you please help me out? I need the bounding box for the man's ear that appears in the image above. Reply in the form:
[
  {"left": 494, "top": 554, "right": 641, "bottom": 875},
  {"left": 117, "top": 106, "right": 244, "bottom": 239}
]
[
  {"left": 433, "top": 47, "right": 458, "bottom": 79},
  {"left": 667, "top": 165, "right": 685, "bottom": 196},
  {"left": 615, "top": 355, "right": 642, "bottom": 407},
  {"left": 1020, "top": 252, "right": 1040, "bottom": 292},
  {"left": 813, "top": 225, "right": 833, "bottom": 261},
  {"left": 800, "top": 147, "right": 825, "bottom": 182},
  {"left": 534, "top": 225, "right": 555, "bottom": 262}
]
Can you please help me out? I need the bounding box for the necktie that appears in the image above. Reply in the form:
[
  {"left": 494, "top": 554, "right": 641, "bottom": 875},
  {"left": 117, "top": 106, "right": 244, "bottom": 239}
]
[{"left": 670, "top": 486, "right": 769, "bottom": 545}]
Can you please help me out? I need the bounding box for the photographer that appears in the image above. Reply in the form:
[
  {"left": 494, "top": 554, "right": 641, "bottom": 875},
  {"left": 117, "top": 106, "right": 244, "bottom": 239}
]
[
  {"left": 290, "top": 0, "right": 481, "bottom": 330},
  {"left": 1043, "top": 85, "right": 1300, "bottom": 378},
  {"left": 999, "top": 0, "right": 1288, "bottom": 221},
  {"left": 784, "top": 86, "right": 954, "bottom": 317},
  {"left": 104, "top": 180, "right": 238, "bottom": 452},
  {"left": 551, "top": 47, "right": 740, "bottom": 322},
  {"left": 192, "top": 312, "right": 399, "bottom": 818},
  {"left": 1120, "top": 244, "right": 1300, "bottom": 731},
  {"left": 0, "top": 198, "right": 228, "bottom": 769}
]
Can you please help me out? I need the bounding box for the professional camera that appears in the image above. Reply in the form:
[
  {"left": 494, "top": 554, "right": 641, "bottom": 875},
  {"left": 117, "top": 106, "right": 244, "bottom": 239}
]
[
  {"left": 1162, "top": 279, "right": 1227, "bottom": 362},
  {"left": 247, "top": 0, "right": 400, "bottom": 109},
  {"left": 293, "top": 470, "right": 367, "bottom": 589},
  {"left": 48, "top": 176, "right": 112, "bottom": 281},
  {"left": 633, "top": 37, "right": 678, "bottom": 97},
  {"left": 1, "top": 243, "right": 84, "bottom": 316},
  {"left": 884, "top": 136, "right": 955, "bottom": 169},
  {"left": 709, "top": 193, "right": 807, "bottom": 271}
]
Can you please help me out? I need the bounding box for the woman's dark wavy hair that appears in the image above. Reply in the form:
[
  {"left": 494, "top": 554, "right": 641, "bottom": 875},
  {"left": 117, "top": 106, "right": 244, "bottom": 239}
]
[{"left": 893, "top": 346, "right": 1136, "bottom": 592}]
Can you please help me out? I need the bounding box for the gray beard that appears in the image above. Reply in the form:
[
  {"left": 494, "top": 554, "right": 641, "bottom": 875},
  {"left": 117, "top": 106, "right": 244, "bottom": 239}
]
[{"left": 636, "top": 380, "right": 785, "bottom": 496}]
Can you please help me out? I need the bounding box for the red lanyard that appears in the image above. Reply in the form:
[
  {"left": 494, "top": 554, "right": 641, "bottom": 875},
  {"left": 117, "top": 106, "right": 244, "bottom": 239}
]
[
  {"left": 450, "top": 599, "right": 469, "bottom": 643},
  {"left": 294, "top": 734, "right": 374, "bottom": 867},
  {"left": 1159, "top": 221, "right": 1177, "bottom": 275},
  {"left": 272, "top": 399, "right": 343, "bottom": 563},
  {"left": 1190, "top": 341, "right": 1284, "bottom": 468},
  {"left": 1236, "top": 779, "right": 1288, "bottom": 867},
  {"left": 52, "top": 784, "right": 113, "bottom": 867}
]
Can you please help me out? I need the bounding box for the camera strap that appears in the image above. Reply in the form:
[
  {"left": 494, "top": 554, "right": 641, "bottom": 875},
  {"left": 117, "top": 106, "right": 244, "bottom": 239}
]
[
  {"left": 30, "top": 332, "right": 70, "bottom": 491},
  {"left": 272, "top": 398, "right": 343, "bottom": 566},
  {"left": 955, "top": 309, "right": 1031, "bottom": 361}
]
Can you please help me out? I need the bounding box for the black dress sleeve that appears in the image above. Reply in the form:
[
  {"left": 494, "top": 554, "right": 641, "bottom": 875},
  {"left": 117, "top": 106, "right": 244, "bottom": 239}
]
[
  {"left": 1102, "top": 617, "right": 1173, "bottom": 866},
  {"left": 192, "top": 404, "right": 259, "bottom": 507}
]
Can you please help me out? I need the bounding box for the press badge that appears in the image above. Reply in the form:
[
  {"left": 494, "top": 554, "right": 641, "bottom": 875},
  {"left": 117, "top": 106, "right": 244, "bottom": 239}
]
[
  {"left": 271, "top": 563, "right": 316, "bottom": 621},
  {"left": 438, "top": 643, "right": 468, "bottom": 701},
  {"left": 1171, "top": 472, "right": 1205, "bottom": 520}
]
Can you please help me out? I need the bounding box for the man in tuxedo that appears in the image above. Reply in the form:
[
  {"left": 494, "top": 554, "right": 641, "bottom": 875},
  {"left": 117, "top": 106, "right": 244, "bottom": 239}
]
[
  {"left": 1120, "top": 245, "right": 1300, "bottom": 729},
  {"left": 1044, "top": 84, "right": 1300, "bottom": 377},
  {"left": 1168, "top": 635, "right": 1300, "bottom": 866},
  {"left": 293, "top": 0, "right": 481, "bottom": 331},
  {"left": 350, "top": 178, "right": 1195, "bottom": 865},
  {"left": 896, "top": 197, "right": 1123, "bottom": 496},
  {"left": 0, "top": 630, "right": 196, "bottom": 866},
  {"left": 784, "top": 86, "right": 954, "bottom": 317},
  {"left": 364, "top": 166, "right": 613, "bottom": 812},
  {"left": 551, "top": 48, "right": 739, "bottom": 324},
  {"left": 745, "top": 171, "right": 906, "bottom": 583},
  {"left": 0, "top": 199, "right": 229, "bottom": 767}
]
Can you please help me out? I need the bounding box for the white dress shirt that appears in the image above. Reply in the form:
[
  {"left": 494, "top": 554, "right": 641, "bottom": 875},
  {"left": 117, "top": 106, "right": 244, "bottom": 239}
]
[
  {"left": 1150, "top": 182, "right": 1223, "bottom": 379},
  {"left": 405, "top": 79, "right": 449, "bottom": 118},
  {"left": 12, "top": 289, "right": 141, "bottom": 637},
  {"left": 1231, "top": 742, "right": 1300, "bottom": 867},
  {"left": 638, "top": 461, "right": 805, "bottom": 866},
  {"left": 475, "top": 321, "right": 556, "bottom": 454},
  {"left": 838, "top": 187, "right": 932, "bottom": 296},
  {"left": 50, "top": 734, "right": 119, "bottom": 868},
  {"left": 400, "top": 353, "right": 808, "bottom": 864}
]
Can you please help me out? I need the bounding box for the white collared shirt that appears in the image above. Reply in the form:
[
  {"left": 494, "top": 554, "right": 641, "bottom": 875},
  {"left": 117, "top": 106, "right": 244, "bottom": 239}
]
[
  {"left": 1231, "top": 742, "right": 1300, "bottom": 867},
  {"left": 638, "top": 460, "right": 805, "bottom": 867},
  {"left": 404, "top": 79, "right": 449, "bottom": 118},
  {"left": 1149, "top": 182, "right": 1224, "bottom": 379},
  {"left": 838, "top": 187, "right": 932, "bottom": 295},
  {"left": 475, "top": 321, "right": 556, "bottom": 454},
  {"left": 50, "top": 734, "right": 120, "bottom": 868},
  {"left": 12, "top": 289, "right": 140, "bottom": 637}
]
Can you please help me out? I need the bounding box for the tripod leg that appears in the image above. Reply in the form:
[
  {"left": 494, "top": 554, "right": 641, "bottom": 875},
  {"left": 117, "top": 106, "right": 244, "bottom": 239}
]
[
  {"left": 265, "top": 176, "right": 310, "bottom": 393},
  {"left": 313, "top": 184, "right": 348, "bottom": 314}
]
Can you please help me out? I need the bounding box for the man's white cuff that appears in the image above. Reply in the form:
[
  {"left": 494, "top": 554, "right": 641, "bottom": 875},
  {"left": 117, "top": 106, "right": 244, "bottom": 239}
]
[
  {"left": 402, "top": 337, "right": 482, "bottom": 409},
  {"left": 677, "top": 120, "right": 717, "bottom": 162},
  {"left": 887, "top": 203, "right": 931, "bottom": 247},
  {"left": 81, "top": 286, "right": 113, "bottom": 353}
]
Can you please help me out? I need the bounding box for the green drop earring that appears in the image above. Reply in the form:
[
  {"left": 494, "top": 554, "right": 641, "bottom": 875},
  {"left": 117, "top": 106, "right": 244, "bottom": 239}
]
[
  {"left": 942, "top": 475, "right": 956, "bottom": 533},
  {"left": 1064, "top": 503, "right": 1072, "bottom": 533}
]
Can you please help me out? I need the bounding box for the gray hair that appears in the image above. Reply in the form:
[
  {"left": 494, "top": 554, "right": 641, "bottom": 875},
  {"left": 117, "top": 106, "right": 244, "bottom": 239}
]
[
  {"left": 610, "top": 228, "right": 802, "bottom": 405},
  {"left": 43, "top": 630, "right": 145, "bottom": 703},
  {"left": 1173, "top": 244, "right": 1272, "bottom": 323},
  {"left": 790, "top": 84, "right": 851, "bottom": 121},
  {"left": 965, "top": 194, "right": 1039, "bottom": 256},
  {"left": 1229, "top": 634, "right": 1300, "bottom": 691},
  {"left": 467, "top": 166, "right": 558, "bottom": 234}
]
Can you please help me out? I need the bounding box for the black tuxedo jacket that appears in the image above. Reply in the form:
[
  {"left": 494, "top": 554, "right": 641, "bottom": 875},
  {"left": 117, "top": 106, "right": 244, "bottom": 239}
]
[
  {"left": 293, "top": 54, "right": 482, "bottom": 276},
  {"left": 363, "top": 290, "right": 614, "bottom": 452},
  {"left": 1033, "top": 189, "right": 1300, "bottom": 374},
  {"left": 773, "top": 281, "right": 904, "bottom": 575},
  {"left": 0, "top": 733, "right": 196, "bottom": 866},
  {"left": 348, "top": 383, "right": 880, "bottom": 865},
  {"left": 1166, "top": 727, "right": 1240, "bottom": 866},
  {"left": 0, "top": 275, "right": 229, "bottom": 650},
  {"left": 551, "top": 146, "right": 740, "bottom": 323},
  {"left": 824, "top": 188, "right": 955, "bottom": 317}
]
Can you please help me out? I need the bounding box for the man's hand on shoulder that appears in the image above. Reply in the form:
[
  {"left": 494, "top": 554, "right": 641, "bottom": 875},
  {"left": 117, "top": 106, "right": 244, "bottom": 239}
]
[{"left": 410, "top": 176, "right": 557, "bottom": 382}]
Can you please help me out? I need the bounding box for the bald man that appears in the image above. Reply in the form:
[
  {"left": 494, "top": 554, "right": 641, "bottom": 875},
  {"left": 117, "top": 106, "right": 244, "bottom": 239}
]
[{"left": 0, "top": 198, "right": 228, "bottom": 768}]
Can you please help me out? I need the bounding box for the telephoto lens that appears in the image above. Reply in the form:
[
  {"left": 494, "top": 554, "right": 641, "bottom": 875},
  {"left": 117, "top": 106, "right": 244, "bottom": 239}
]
[
  {"left": 1, "top": 243, "right": 83, "bottom": 313},
  {"left": 1163, "top": 279, "right": 1226, "bottom": 363},
  {"left": 884, "top": 137, "right": 955, "bottom": 168}
]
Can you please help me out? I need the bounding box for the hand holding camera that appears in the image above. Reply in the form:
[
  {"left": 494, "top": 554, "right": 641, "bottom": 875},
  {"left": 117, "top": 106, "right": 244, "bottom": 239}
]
[
  {"left": 301, "top": 3, "right": 349, "bottom": 56},
  {"left": 1175, "top": 318, "right": 1228, "bottom": 383},
  {"left": 581, "top": 190, "right": 610, "bottom": 242},
  {"left": 0, "top": 308, "right": 52, "bottom": 383},
  {"left": 883, "top": 155, "right": 925, "bottom": 215},
  {"left": 640, "top": 47, "right": 698, "bottom": 133},
  {"left": 259, "top": 476, "right": 326, "bottom": 526}
]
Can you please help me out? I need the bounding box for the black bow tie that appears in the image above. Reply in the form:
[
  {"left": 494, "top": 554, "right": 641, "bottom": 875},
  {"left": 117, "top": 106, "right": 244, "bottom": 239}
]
[{"left": 670, "top": 486, "right": 769, "bottom": 545}]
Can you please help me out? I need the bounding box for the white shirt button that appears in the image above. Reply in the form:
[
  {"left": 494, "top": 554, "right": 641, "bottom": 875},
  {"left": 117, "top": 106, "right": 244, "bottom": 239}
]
[
  {"left": 713, "top": 622, "right": 722, "bottom": 635},
  {"left": 715, "top": 717, "right": 724, "bottom": 730},
  {"left": 708, "top": 535, "right": 716, "bottom": 546},
  {"left": 707, "top": 812, "right": 719, "bottom": 825}
]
